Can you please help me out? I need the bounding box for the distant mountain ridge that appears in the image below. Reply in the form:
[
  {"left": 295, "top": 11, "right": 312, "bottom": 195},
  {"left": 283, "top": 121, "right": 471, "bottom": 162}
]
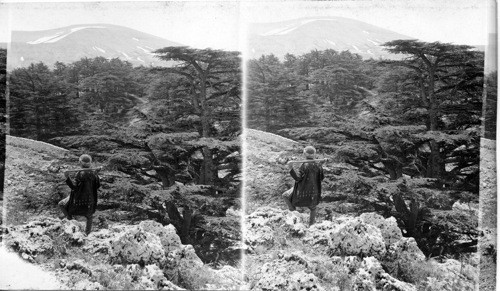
[
  {"left": 8, "top": 24, "right": 183, "bottom": 69},
  {"left": 248, "top": 17, "right": 414, "bottom": 60},
  {"left": 6, "top": 20, "right": 485, "bottom": 69}
]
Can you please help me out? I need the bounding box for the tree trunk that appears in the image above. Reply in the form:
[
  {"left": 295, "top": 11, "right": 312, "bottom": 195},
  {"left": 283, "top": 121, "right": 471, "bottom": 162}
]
[
  {"left": 199, "top": 147, "right": 216, "bottom": 185},
  {"left": 153, "top": 165, "right": 176, "bottom": 189},
  {"left": 393, "top": 193, "right": 419, "bottom": 237},
  {"left": 426, "top": 66, "right": 444, "bottom": 180},
  {"left": 381, "top": 157, "right": 403, "bottom": 180},
  {"left": 198, "top": 73, "right": 217, "bottom": 185},
  {"left": 181, "top": 206, "right": 192, "bottom": 244},
  {"left": 164, "top": 201, "right": 193, "bottom": 244}
]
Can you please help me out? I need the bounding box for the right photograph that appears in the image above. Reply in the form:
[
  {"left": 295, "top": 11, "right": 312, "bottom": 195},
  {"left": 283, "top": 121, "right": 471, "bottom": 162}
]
[{"left": 242, "top": 1, "right": 496, "bottom": 290}]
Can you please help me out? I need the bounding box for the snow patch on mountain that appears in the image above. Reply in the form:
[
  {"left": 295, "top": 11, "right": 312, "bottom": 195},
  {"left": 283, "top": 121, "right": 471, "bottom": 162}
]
[
  {"left": 351, "top": 45, "right": 361, "bottom": 52},
  {"left": 27, "top": 26, "right": 105, "bottom": 45},
  {"left": 92, "top": 46, "right": 106, "bottom": 53},
  {"left": 367, "top": 39, "right": 380, "bottom": 46},
  {"left": 260, "top": 25, "right": 298, "bottom": 36},
  {"left": 137, "top": 57, "right": 145, "bottom": 63},
  {"left": 20, "top": 56, "right": 24, "bottom": 61},
  {"left": 132, "top": 37, "right": 140, "bottom": 41},
  {"left": 120, "top": 51, "right": 131, "bottom": 59},
  {"left": 26, "top": 32, "right": 65, "bottom": 45},
  {"left": 136, "top": 46, "right": 151, "bottom": 53},
  {"left": 260, "top": 18, "right": 339, "bottom": 36},
  {"left": 324, "top": 40, "right": 336, "bottom": 46}
]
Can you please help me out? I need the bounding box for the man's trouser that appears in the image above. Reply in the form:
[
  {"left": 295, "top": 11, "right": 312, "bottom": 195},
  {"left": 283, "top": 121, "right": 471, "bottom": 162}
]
[
  {"left": 282, "top": 187, "right": 317, "bottom": 226},
  {"left": 58, "top": 196, "right": 93, "bottom": 234}
]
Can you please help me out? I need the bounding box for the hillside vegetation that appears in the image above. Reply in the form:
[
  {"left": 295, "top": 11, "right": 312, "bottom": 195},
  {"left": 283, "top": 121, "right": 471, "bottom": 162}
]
[
  {"left": 1, "top": 47, "right": 245, "bottom": 289},
  {"left": 244, "top": 40, "right": 490, "bottom": 290}
]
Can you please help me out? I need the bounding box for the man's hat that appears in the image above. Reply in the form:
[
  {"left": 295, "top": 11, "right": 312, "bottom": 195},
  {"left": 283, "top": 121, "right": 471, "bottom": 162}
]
[
  {"left": 79, "top": 154, "right": 92, "bottom": 168},
  {"left": 303, "top": 146, "right": 316, "bottom": 156}
]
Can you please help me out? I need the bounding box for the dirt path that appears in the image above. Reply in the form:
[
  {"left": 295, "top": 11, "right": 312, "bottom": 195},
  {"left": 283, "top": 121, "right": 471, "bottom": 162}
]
[{"left": 0, "top": 247, "right": 64, "bottom": 289}]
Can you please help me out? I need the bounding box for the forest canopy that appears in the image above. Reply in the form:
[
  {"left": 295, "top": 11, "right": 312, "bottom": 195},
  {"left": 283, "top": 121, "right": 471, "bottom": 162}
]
[{"left": 247, "top": 41, "right": 487, "bottom": 259}]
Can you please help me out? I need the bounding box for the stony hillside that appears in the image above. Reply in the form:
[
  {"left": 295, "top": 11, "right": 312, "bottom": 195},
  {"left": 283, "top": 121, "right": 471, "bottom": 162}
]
[
  {"left": 1, "top": 135, "right": 244, "bottom": 290},
  {"left": 243, "top": 128, "right": 479, "bottom": 290}
]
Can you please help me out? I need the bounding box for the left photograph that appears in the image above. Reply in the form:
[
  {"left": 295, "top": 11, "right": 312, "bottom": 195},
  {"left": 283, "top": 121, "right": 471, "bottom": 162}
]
[{"left": 0, "top": 2, "right": 244, "bottom": 290}]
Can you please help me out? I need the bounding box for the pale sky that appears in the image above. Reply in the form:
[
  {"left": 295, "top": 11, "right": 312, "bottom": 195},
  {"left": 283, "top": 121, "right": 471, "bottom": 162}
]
[{"left": 0, "top": 0, "right": 493, "bottom": 50}]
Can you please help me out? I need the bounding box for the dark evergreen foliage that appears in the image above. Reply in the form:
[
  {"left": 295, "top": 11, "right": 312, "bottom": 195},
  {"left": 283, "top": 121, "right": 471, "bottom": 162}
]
[{"left": 248, "top": 42, "right": 484, "bottom": 259}]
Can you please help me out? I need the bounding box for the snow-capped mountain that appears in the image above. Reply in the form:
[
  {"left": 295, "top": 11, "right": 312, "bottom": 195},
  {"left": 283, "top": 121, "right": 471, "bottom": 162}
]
[
  {"left": 8, "top": 24, "right": 183, "bottom": 69},
  {"left": 248, "top": 17, "right": 414, "bottom": 60}
]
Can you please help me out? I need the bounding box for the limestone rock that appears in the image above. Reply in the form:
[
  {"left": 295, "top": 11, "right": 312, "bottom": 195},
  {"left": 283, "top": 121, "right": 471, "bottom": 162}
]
[
  {"left": 437, "top": 259, "right": 477, "bottom": 284},
  {"left": 138, "top": 221, "right": 181, "bottom": 254},
  {"left": 245, "top": 225, "right": 275, "bottom": 250},
  {"left": 83, "top": 229, "right": 117, "bottom": 254},
  {"left": 252, "top": 260, "right": 325, "bottom": 291},
  {"left": 283, "top": 211, "right": 308, "bottom": 236},
  {"left": 139, "top": 264, "right": 168, "bottom": 289},
  {"left": 383, "top": 236, "right": 426, "bottom": 281},
  {"left": 385, "top": 237, "right": 425, "bottom": 264},
  {"left": 419, "top": 259, "right": 476, "bottom": 291},
  {"left": 246, "top": 207, "right": 288, "bottom": 227},
  {"left": 378, "top": 273, "right": 417, "bottom": 291},
  {"left": 358, "top": 256, "right": 416, "bottom": 291},
  {"left": 305, "top": 218, "right": 386, "bottom": 259},
  {"left": 66, "top": 259, "right": 93, "bottom": 276},
  {"left": 4, "top": 218, "right": 57, "bottom": 256},
  {"left": 452, "top": 201, "right": 479, "bottom": 215},
  {"left": 352, "top": 268, "right": 377, "bottom": 291},
  {"left": 359, "top": 212, "right": 402, "bottom": 246},
  {"left": 109, "top": 226, "right": 166, "bottom": 265},
  {"left": 213, "top": 265, "right": 244, "bottom": 286},
  {"left": 201, "top": 265, "right": 246, "bottom": 290},
  {"left": 289, "top": 270, "right": 325, "bottom": 291},
  {"left": 62, "top": 220, "right": 86, "bottom": 244}
]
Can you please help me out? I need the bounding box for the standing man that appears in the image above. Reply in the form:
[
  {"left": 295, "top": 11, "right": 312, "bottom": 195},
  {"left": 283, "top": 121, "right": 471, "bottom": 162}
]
[
  {"left": 282, "top": 146, "right": 325, "bottom": 226},
  {"left": 59, "top": 154, "right": 100, "bottom": 234}
]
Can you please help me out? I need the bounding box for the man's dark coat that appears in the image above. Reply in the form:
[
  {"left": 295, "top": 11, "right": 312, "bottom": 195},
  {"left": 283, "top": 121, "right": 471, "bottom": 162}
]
[
  {"left": 290, "top": 161, "right": 324, "bottom": 207},
  {"left": 66, "top": 170, "right": 100, "bottom": 216}
]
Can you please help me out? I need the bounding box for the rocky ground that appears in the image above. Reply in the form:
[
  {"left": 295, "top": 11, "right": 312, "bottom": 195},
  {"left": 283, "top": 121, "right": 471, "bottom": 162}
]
[
  {"left": 1, "top": 135, "right": 244, "bottom": 290},
  {"left": 243, "top": 128, "right": 481, "bottom": 290},
  {"left": 244, "top": 207, "right": 477, "bottom": 290},
  {"left": 2, "top": 217, "right": 245, "bottom": 290}
]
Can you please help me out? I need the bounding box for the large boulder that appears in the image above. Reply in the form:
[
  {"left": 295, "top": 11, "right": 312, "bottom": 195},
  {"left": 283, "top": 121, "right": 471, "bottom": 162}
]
[
  {"left": 109, "top": 220, "right": 181, "bottom": 265},
  {"left": 109, "top": 226, "right": 166, "bottom": 265},
  {"left": 383, "top": 236, "right": 426, "bottom": 277},
  {"left": 251, "top": 260, "right": 326, "bottom": 291},
  {"left": 244, "top": 208, "right": 308, "bottom": 250},
  {"left": 304, "top": 218, "right": 386, "bottom": 259},
  {"left": 359, "top": 212, "right": 402, "bottom": 246},
  {"left": 4, "top": 217, "right": 63, "bottom": 260},
  {"left": 245, "top": 225, "right": 275, "bottom": 250},
  {"left": 138, "top": 221, "right": 182, "bottom": 253},
  {"left": 355, "top": 257, "right": 417, "bottom": 291}
]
